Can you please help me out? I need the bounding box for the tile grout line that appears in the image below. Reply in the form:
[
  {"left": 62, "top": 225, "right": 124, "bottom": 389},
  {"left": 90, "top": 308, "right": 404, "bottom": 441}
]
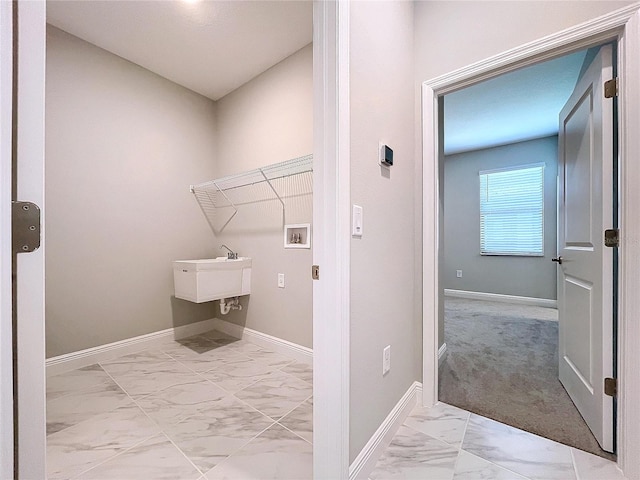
[
  {"left": 457, "top": 412, "right": 565, "bottom": 480},
  {"left": 100, "top": 345, "right": 289, "bottom": 478},
  {"left": 63, "top": 364, "right": 166, "bottom": 479},
  {"left": 191, "top": 338, "right": 312, "bottom": 474},
  {"left": 152, "top": 336, "right": 298, "bottom": 474},
  {"left": 458, "top": 449, "right": 532, "bottom": 480},
  {"left": 53, "top": 331, "right": 311, "bottom": 480},
  {"left": 226, "top": 376, "right": 310, "bottom": 425},
  {"left": 276, "top": 421, "right": 313, "bottom": 446},
  {"left": 448, "top": 413, "right": 471, "bottom": 480},
  {"left": 184, "top": 353, "right": 306, "bottom": 421},
  {"left": 400, "top": 421, "right": 465, "bottom": 452},
  {"left": 459, "top": 411, "right": 471, "bottom": 449},
  {"left": 157, "top": 338, "right": 293, "bottom": 427},
  {"left": 162, "top": 337, "right": 290, "bottom": 397},
  {"left": 67, "top": 433, "right": 160, "bottom": 480},
  {"left": 48, "top": 359, "right": 163, "bottom": 478},
  {"left": 275, "top": 393, "right": 314, "bottom": 425},
  {"left": 570, "top": 447, "right": 581, "bottom": 480},
  {"left": 46, "top": 378, "right": 130, "bottom": 437},
  {"left": 164, "top": 331, "right": 302, "bottom": 388},
  {"left": 98, "top": 360, "right": 206, "bottom": 477},
  {"left": 200, "top": 417, "right": 280, "bottom": 478},
  {"left": 46, "top": 367, "right": 115, "bottom": 404},
  {"left": 155, "top": 338, "right": 270, "bottom": 400}
]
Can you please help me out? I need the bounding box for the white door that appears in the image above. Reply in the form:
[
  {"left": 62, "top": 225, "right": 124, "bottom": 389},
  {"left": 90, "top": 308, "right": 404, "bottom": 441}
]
[{"left": 557, "top": 44, "right": 614, "bottom": 453}]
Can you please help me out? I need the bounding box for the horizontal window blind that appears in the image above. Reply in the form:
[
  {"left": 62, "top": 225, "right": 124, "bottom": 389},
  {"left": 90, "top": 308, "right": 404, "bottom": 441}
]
[{"left": 479, "top": 164, "right": 544, "bottom": 256}]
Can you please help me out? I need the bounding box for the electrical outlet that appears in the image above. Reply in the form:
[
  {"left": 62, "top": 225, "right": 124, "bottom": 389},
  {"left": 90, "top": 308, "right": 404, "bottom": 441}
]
[
  {"left": 383, "top": 345, "right": 391, "bottom": 375},
  {"left": 278, "top": 273, "right": 285, "bottom": 288},
  {"left": 456, "top": 269, "right": 463, "bottom": 278}
]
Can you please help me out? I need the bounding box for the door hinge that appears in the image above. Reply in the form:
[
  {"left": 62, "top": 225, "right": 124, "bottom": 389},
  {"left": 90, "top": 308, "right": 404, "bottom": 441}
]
[
  {"left": 604, "top": 377, "right": 617, "bottom": 397},
  {"left": 12, "top": 201, "right": 41, "bottom": 254},
  {"left": 312, "top": 265, "right": 319, "bottom": 280},
  {"left": 604, "top": 78, "right": 618, "bottom": 98},
  {"left": 604, "top": 228, "right": 619, "bottom": 248}
]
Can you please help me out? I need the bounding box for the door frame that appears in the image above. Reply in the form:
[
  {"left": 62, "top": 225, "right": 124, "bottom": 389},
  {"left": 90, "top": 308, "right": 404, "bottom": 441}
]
[
  {"left": 3, "top": 1, "right": 351, "bottom": 479},
  {"left": 0, "top": 1, "right": 15, "bottom": 477},
  {"left": 12, "top": 1, "right": 47, "bottom": 478},
  {"left": 312, "top": 0, "right": 351, "bottom": 478},
  {"left": 421, "top": 4, "right": 640, "bottom": 477}
]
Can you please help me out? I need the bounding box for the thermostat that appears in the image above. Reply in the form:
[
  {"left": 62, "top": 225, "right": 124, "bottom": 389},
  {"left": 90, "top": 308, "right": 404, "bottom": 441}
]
[{"left": 379, "top": 144, "right": 393, "bottom": 167}]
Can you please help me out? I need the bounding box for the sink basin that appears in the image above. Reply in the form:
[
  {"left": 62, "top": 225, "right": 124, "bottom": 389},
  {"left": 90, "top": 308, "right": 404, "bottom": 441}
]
[{"left": 173, "top": 257, "right": 251, "bottom": 303}]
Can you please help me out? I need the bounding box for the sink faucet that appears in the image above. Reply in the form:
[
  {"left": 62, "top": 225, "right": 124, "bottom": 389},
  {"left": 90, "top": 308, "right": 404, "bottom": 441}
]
[{"left": 220, "top": 244, "right": 238, "bottom": 260}]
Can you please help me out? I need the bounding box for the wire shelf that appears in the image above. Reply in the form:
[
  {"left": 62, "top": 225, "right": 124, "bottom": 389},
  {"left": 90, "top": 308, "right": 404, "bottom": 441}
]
[{"left": 191, "top": 154, "right": 313, "bottom": 233}]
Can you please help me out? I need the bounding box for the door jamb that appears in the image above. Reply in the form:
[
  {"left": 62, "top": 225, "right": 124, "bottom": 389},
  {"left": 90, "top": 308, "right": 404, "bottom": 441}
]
[
  {"left": 421, "top": 4, "right": 640, "bottom": 477},
  {"left": 14, "top": 1, "right": 47, "bottom": 478},
  {"left": 312, "top": 0, "right": 351, "bottom": 478},
  {"left": 0, "top": 1, "right": 14, "bottom": 477}
]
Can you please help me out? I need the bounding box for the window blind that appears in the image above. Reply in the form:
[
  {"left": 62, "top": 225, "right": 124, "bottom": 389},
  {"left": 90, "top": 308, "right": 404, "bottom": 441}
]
[{"left": 479, "top": 164, "right": 544, "bottom": 256}]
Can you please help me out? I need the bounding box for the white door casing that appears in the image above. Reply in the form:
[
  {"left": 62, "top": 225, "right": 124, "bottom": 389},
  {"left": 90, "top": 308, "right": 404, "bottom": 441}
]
[
  {"left": 9, "top": 1, "right": 353, "bottom": 478},
  {"left": 422, "top": 4, "right": 640, "bottom": 477},
  {"left": 313, "top": 0, "right": 351, "bottom": 477},
  {"left": 557, "top": 45, "right": 614, "bottom": 453},
  {"left": 0, "top": 1, "right": 15, "bottom": 477},
  {"left": 15, "top": 1, "right": 47, "bottom": 478}
]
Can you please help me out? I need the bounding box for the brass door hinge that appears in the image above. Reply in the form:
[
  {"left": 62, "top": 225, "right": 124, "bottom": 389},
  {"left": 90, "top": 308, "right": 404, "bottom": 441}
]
[
  {"left": 12, "top": 201, "right": 41, "bottom": 254},
  {"left": 604, "top": 229, "right": 619, "bottom": 248},
  {"left": 312, "top": 265, "right": 319, "bottom": 280},
  {"left": 604, "top": 377, "right": 617, "bottom": 397},
  {"left": 604, "top": 78, "right": 618, "bottom": 98}
]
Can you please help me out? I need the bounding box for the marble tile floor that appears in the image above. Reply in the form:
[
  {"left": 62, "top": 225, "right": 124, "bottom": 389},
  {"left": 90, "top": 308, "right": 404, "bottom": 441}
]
[
  {"left": 46, "top": 330, "right": 313, "bottom": 480},
  {"left": 371, "top": 402, "right": 624, "bottom": 480}
]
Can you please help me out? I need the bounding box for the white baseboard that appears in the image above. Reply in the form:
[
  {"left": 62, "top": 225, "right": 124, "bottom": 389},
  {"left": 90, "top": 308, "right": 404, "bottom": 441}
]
[
  {"left": 211, "top": 318, "right": 312, "bottom": 365},
  {"left": 438, "top": 343, "right": 447, "bottom": 367},
  {"left": 349, "top": 381, "right": 422, "bottom": 480},
  {"left": 444, "top": 289, "right": 557, "bottom": 308},
  {"left": 46, "top": 317, "right": 314, "bottom": 377},
  {"left": 46, "top": 319, "right": 217, "bottom": 377}
]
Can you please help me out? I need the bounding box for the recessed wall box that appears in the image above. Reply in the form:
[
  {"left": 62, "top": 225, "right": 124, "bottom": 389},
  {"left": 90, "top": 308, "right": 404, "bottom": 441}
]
[
  {"left": 284, "top": 223, "right": 311, "bottom": 249},
  {"left": 379, "top": 144, "right": 393, "bottom": 167}
]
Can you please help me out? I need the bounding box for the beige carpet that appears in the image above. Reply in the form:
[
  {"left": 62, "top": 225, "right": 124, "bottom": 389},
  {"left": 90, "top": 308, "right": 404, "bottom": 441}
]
[{"left": 439, "top": 297, "right": 615, "bottom": 461}]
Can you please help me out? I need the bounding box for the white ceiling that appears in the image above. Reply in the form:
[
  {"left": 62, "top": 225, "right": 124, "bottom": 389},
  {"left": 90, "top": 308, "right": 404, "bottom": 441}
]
[
  {"left": 47, "top": 1, "right": 587, "bottom": 152},
  {"left": 47, "top": 0, "right": 313, "bottom": 101},
  {"left": 444, "top": 50, "right": 589, "bottom": 155}
]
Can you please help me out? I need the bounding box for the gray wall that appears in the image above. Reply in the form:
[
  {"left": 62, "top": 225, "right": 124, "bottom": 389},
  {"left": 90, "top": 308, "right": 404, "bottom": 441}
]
[
  {"left": 349, "top": 1, "right": 419, "bottom": 462},
  {"left": 443, "top": 137, "right": 558, "bottom": 300},
  {"left": 212, "top": 44, "right": 313, "bottom": 348},
  {"left": 413, "top": 0, "right": 633, "bottom": 348},
  {"left": 46, "top": 30, "right": 313, "bottom": 357},
  {"left": 45, "top": 27, "right": 219, "bottom": 358}
]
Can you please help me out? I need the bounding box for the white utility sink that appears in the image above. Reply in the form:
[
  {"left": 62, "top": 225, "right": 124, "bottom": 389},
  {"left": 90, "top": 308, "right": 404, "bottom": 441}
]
[{"left": 173, "top": 257, "right": 251, "bottom": 303}]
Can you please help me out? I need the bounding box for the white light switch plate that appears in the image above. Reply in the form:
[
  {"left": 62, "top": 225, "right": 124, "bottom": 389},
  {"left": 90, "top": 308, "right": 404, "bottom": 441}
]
[
  {"left": 352, "top": 205, "right": 363, "bottom": 237},
  {"left": 278, "top": 273, "right": 285, "bottom": 288}
]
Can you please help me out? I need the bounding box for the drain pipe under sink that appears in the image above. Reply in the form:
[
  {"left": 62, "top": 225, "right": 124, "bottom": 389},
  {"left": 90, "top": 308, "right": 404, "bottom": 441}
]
[{"left": 219, "top": 297, "right": 242, "bottom": 315}]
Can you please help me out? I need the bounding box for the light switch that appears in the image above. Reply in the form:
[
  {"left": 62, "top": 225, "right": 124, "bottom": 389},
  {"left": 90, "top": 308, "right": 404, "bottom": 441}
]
[
  {"left": 352, "top": 205, "right": 363, "bottom": 237},
  {"left": 278, "top": 273, "right": 285, "bottom": 288}
]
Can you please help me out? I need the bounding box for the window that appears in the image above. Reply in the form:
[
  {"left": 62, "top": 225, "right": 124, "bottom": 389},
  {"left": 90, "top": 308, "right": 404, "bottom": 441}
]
[{"left": 479, "top": 164, "right": 544, "bottom": 256}]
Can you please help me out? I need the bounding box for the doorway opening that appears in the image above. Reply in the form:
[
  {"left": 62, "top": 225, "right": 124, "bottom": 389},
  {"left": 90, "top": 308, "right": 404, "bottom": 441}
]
[
  {"left": 42, "top": 2, "right": 315, "bottom": 479},
  {"left": 436, "top": 44, "right": 616, "bottom": 460}
]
